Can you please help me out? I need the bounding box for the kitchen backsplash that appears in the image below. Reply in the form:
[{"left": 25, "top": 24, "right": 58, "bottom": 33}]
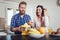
[{"left": 0, "top": 18, "right": 5, "bottom": 29}]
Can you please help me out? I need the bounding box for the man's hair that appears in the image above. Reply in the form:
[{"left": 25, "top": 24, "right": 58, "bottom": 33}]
[{"left": 19, "top": 1, "right": 27, "bottom": 7}]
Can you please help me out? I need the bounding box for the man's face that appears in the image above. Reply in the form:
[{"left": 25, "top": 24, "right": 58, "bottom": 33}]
[{"left": 19, "top": 4, "right": 26, "bottom": 15}]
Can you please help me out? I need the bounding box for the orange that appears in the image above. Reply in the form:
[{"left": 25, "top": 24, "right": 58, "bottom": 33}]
[
  {"left": 22, "top": 30, "right": 28, "bottom": 35},
  {"left": 39, "top": 27, "right": 46, "bottom": 34}
]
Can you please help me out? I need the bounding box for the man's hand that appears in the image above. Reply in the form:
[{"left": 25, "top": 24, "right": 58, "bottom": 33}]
[{"left": 12, "top": 27, "right": 21, "bottom": 32}]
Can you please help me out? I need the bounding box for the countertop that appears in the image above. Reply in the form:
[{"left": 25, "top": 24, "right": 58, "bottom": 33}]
[{"left": 0, "top": 34, "right": 60, "bottom": 40}]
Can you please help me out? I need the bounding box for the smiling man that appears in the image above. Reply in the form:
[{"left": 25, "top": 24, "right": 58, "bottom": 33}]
[{"left": 10, "top": 1, "right": 32, "bottom": 34}]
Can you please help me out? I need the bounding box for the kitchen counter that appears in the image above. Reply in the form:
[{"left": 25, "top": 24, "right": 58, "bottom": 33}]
[{"left": 0, "top": 34, "right": 60, "bottom": 40}]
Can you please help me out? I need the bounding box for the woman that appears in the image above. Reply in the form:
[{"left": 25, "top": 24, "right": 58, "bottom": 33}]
[{"left": 33, "top": 5, "right": 49, "bottom": 30}]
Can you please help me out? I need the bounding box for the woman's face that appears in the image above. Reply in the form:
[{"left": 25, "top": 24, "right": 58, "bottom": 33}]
[{"left": 37, "top": 7, "right": 42, "bottom": 16}]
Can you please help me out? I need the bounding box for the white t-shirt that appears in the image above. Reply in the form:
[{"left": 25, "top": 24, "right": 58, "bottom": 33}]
[{"left": 33, "top": 16, "right": 49, "bottom": 28}]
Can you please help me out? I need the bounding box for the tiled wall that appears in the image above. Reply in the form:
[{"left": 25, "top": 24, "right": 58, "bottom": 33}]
[{"left": 0, "top": 18, "right": 5, "bottom": 29}]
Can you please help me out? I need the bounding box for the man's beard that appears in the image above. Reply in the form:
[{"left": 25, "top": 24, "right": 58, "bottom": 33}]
[{"left": 19, "top": 10, "right": 25, "bottom": 15}]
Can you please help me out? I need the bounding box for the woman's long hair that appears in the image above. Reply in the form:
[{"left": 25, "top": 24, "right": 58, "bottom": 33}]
[{"left": 36, "top": 5, "right": 45, "bottom": 27}]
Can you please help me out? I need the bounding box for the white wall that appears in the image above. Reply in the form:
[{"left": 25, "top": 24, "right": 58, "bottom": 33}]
[
  {"left": 0, "top": 0, "right": 19, "bottom": 30},
  {"left": 0, "top": 0, "right": 5, "bottom": 18},
  {"left": 0, "top": 0, "right": 18, "bottom": 18},
  {"left": 0, "top": 0, "right": 60, "bottom": 31}
]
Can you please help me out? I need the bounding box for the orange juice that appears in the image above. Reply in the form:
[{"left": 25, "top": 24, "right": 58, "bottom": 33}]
[
  {"left": 39, "top": 27, "right": 46, "bottom": 34},
  {"left": 48, "top": 28, "right": 53, "bottom": 34}
]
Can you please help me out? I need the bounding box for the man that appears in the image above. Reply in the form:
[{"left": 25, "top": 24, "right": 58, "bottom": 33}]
[{"left": 10, "top": 1, "right": 32, "bottom": 34}]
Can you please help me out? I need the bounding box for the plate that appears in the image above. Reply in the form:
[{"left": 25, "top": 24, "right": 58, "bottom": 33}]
[
  {"left": 29, "top": 34, "right": 45, "bottom": 38},
  {"left": 50, "top": 34, "right": 60, "bottom": 37}
]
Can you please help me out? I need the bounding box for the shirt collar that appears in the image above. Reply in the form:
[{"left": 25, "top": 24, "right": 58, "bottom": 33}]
[{"left": 18, "top": 13, "right": 27, "bottom": 17}]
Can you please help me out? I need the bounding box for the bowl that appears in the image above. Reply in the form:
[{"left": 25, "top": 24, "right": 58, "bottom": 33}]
[{"left": 29, "top": 33, "right": 45, "bottom": 38}]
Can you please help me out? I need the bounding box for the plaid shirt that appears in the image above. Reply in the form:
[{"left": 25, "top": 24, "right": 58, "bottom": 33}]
[{"left": 10, "top": 13, "right": 31, "bottom": 34}]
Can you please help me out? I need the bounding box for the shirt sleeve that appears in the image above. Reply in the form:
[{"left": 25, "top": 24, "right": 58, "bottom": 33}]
[
  {"left": 45, "top": 16, "right": 49, "bottom": 27},
  {"left": 10, "top": 16, "right": 16, "bottom": 31},
  {"left": 27, "top": 15, "right": 31, "bottom": 23}
]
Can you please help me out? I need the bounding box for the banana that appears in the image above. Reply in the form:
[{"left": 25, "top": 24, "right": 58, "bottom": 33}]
[{"left": 29, "top": 28, "right": 40, "bottom": 34}]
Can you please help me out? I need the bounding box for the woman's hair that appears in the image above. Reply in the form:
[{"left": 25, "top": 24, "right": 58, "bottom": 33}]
[
  {"left": 36, "top": 5, "right": 45, "bottom": 27},
  {"left": 36, "top": 5, "right": 44, "bottom": 17}
]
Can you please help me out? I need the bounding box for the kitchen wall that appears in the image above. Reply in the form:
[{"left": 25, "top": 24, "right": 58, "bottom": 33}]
[
  {"left": 0, "top": 0, "right": 60, "bottom": 31},
  {"left": 0, "top": 0, "right": 18, "bottom": 30},
  {"left": 0, "top": 0, "right": 5, "bottom": 18}
]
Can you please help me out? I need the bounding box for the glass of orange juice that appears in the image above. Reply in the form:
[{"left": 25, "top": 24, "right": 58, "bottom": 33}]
[{"left": 48, "top": 28, "right": 53, "bottom": 34}]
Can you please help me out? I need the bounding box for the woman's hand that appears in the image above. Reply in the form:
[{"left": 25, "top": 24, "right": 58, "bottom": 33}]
[
  {"left": 28, "top": 20, "right": 34, "bottom": 28},
  {"left": 36, "top": 27, "right": 40, "bottom": 31}
]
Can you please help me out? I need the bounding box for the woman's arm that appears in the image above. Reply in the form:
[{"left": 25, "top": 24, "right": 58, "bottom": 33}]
[{"left": 45, "top": 16, "right": 50, "bottom": 27}]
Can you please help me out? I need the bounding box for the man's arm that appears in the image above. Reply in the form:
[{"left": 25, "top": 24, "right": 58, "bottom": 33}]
[
  {"left": 11, "top": 27, "right": 21, "bottom": 32},
  {"left": 10, "top": 16, "right": 21, "bottom": 32}
]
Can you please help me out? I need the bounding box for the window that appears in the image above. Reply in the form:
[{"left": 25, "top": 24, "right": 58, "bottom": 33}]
[
  {"left": 15, "top": 9, "right": 19, "bottom": 14},
  {"left": 6, "top": 8, "right": 19, "bottom": 26},
  {"left": 6, "top": 8, "right": 13, "bottom": 25}
]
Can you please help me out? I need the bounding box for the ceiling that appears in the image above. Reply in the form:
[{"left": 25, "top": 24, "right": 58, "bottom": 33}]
[
  {"left": 4, "top": 0, "right": 22, "bottom": 3},
  {"left": 4, "top": 0, "right": 33, "bottom": 3},
  {"left": 4, "top": 0, "right": 42, "bottom": 3}
]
